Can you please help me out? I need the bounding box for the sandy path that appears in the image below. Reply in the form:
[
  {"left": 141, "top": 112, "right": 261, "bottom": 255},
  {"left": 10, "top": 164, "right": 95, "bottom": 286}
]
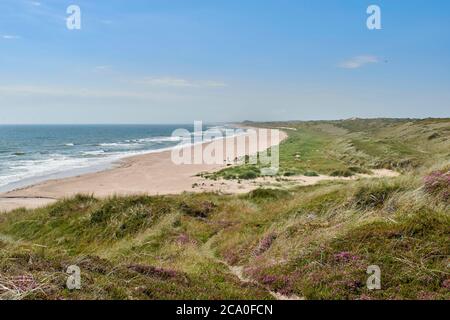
[
  {"left": 226, "top": 264, "right": 303, "bottom": 300},
  {"left": 191, "top": 168, "right": 399, "bottom": 194},
  {"left": 0, "top": 129, "right": 286, "bottom": 212},
  {"left": 200, "top": 232, "right": 302, "bottom": 300}
]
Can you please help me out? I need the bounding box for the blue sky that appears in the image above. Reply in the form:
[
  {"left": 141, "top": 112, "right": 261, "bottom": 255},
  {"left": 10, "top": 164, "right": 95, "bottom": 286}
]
[{"left": 0, "top": 0, "right": 449, "bottom": 124}]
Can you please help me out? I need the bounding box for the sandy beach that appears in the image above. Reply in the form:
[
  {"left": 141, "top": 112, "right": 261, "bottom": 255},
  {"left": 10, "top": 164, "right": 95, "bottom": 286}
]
[{"left": 0, "top": 128, "right": 287, "bottom": 212}]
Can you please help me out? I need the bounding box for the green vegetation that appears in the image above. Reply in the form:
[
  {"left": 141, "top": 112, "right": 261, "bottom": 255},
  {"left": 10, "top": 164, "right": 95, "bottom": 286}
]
[
  {"left": 213, "top": 118, "right": 450, "bottom": 179},
  {"left": 0, "top": 118, "right": 449, "bottom": 300}
]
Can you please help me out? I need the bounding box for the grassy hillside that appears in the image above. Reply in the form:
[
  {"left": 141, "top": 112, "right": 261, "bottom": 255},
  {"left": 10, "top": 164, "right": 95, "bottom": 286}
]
[
  {"left": 0, "top": 118, "right": 449, "bottom": 300},
  {"left": 208, "top": 118, "right": 450, "bottom": 179}
]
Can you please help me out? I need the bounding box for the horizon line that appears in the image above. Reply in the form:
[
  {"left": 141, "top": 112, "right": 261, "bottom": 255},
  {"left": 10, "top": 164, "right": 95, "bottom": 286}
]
[{"left": 1, "top": 117, "right": 450, "bottom": 126}]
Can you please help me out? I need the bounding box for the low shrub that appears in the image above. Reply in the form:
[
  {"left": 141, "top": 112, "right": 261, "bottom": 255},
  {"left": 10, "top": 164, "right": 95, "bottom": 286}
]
[
  {"left": 352, "top": 180, "right": 404, "bottom": 209},
  {"left": 304, "top": 171, "right": 319, "bottom": 177},
  {"left": 423, "top": 170, "right": 450, "bottom": 202},
  {"left": 330, "top": 170, "right": 354, "bottom": 177},
  {"left": 48, "top": 194, "right": 97, "bottom": 217},
  {"left": 128, "top": 264, "right": 181, "bottom": 280},
  {"left": 253, "top": 233, "right": 277, "bottom": 256},
  {"left": 239, "top": 171, "right": 259, "bottom": 180},
  {"left": 248, "top": 188, "right": 290, "bottom": 201},
  {"left": 180, "top": 200, "right": 217, "bottom": 218}
]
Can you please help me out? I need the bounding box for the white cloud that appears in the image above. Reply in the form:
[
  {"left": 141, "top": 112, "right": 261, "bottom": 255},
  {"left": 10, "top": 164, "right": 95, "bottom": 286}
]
[
  {"left": 93, "top": 65, "right": 113, "bottom": 73},
  {"left": 0, "top": 85, "right": 189, "bottom": 102},
  {"left": 137, "top": 77, "right": 227, "bottom": 88},
  {"left": 338, "top": 55, "right": 379, "bottom": 69},
  {"left": 0, "top": 85, "right": 147, "bottom": 99},
  {"left": 2, "top": 35, "right": 21, "bottom": 40},
  {"left": 23, "top": 0, "right": 66, "bottom": 22},
  {"left": 200, "top": 80, "right": 228, "bottom": 88}
]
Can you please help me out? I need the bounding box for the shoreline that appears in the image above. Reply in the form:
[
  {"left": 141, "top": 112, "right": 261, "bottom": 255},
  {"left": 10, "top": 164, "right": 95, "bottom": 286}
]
[
  {"left": 0, "top": 125, "right": 248, "bottom": 194},
  {"left": 0, "top": 127, "right": 287, "bottom": 212}
]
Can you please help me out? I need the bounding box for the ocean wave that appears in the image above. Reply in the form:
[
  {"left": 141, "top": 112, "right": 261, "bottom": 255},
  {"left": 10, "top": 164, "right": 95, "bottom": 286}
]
[
  {"left": 0, "top": 127, "right": 245, "bottom": 190},
  {"left": 98, "top": 142, "right": 141, "bottom": 148},
  {"left": 98, "top": 143, "right": 121, "bottom": 147},
  {"left": 82, "top": 150, "right": 106, "bottom": 156},
  {"left": 138, "top": 136, "right": 183, "bottom": 143},
  {"left": 96, "top": 136, "right": 183, "bottom": 148},
  {"left": 0, "top": 156, "right": 94, "bottom": 188}
]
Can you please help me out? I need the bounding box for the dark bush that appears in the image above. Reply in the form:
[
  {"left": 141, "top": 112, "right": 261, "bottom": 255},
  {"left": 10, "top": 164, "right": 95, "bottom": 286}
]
[
  {"left": 180, "top": 200, "right": 217, "bottom": 218},
  {"left": 128, "top": 264, "right": 181, "bottom": 279},
  {"left": 248, "top": 188, "right": 290, "bottom": 201},
  {"left": 330, "top": 170, "right": 354, "bottom": 177},
  {"left": 348, "top": 167, "right": 371, "bottom": 174},
  {"left": 304, "top": 171, "right": 319, "bottom": 177},
  {"left": 353, "top": 182, "right": 403, "bottom": 209},
  {"left": 239, "top": 171, "right": 258, "bottom": 180}
]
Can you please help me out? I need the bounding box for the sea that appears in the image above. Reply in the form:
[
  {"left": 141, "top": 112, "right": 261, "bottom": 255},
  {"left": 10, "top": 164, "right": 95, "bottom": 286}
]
[{"left": 0, "top": 124, "right": 238, "bottom": 192}]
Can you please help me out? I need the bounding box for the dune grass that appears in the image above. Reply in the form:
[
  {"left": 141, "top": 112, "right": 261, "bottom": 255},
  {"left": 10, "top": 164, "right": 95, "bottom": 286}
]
[
  {"left": 210, "top": 118, "right": 450, "bottom": 180},
  {"left": 0, "top": 118, "right": 449, "bottom": 300}
]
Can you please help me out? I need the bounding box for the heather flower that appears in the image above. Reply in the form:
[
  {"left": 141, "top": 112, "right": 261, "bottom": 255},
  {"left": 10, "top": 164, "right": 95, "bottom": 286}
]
[
  {"left": 176, "top": 233, "right": 196, "bottom": 245},
  {"left": 253, "top": 233, "right": 277, "bottom": 256},
  {"left": 443, "top": 279, "right": 450, "bottom": 290},
  {"left": 13, "top": 275, "right": 38, "bottom": 292},
  {"left": 261, "top": 275, "right": 278, "bottom": 285},
  {"left": 423, "top": 170, "right": 450, "bottom": 202},
  {"left": 260, "top": 274, "right": 294, "bottom": 295},
  {"left": 417, "top": 291, "right": 436, "bottom": 300},
  {"left": 128, "top": 264, "right": 179, "bottom": 279},
  {"left": 333, "top": 251, "right": 360, "bottom": 263}
]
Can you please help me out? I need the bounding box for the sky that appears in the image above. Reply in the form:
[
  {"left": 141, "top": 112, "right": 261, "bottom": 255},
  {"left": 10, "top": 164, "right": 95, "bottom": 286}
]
[{"left": 0, "top": 0, "right": 449, "bottom": 124}]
